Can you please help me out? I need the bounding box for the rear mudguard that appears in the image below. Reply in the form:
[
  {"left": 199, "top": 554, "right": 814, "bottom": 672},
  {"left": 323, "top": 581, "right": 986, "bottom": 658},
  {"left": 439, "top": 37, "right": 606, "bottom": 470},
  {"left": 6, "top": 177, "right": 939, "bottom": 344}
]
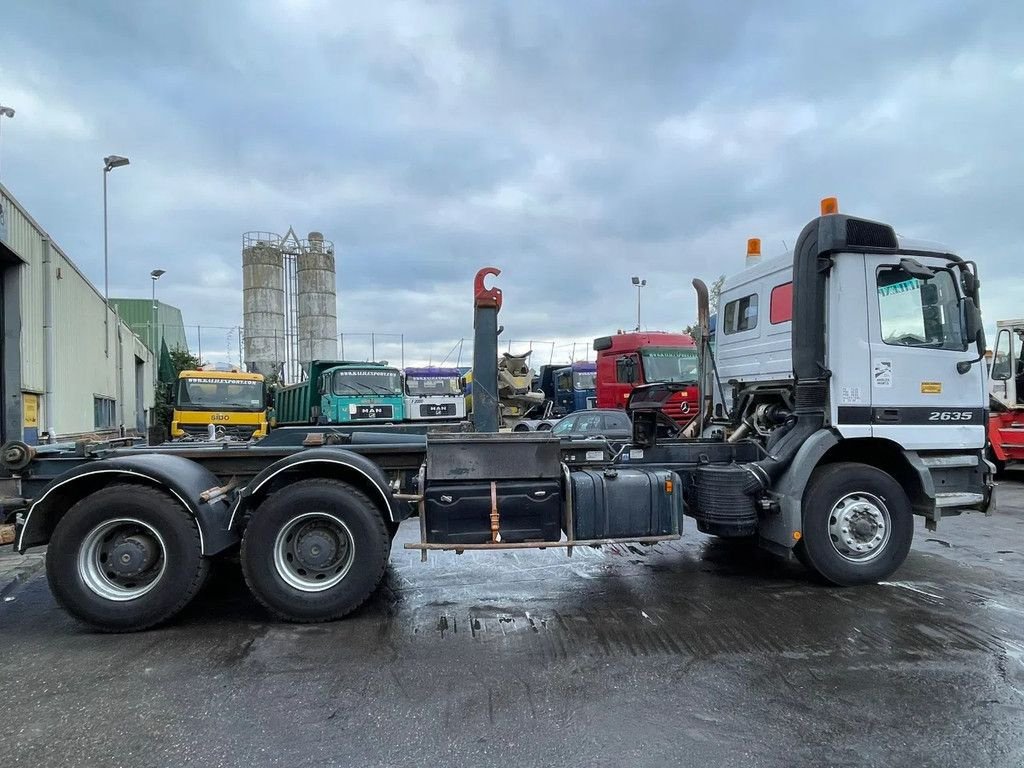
[
  {"left": 228, "top": 447, "right": 399, "bottom": 530},
  {"left": 17, "top": 453, "right": 236, "bottom": 555}
]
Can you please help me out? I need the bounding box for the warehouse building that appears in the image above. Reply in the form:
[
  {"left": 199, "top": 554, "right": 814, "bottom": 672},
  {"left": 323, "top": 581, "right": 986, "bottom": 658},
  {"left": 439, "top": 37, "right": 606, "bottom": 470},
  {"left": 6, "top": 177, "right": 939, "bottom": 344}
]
[
  {"left": 109, "top": 298, "right": 188, "bottom": 356},
  {"left": 0, "top": 182, "right": 155, "bottom": 445}
]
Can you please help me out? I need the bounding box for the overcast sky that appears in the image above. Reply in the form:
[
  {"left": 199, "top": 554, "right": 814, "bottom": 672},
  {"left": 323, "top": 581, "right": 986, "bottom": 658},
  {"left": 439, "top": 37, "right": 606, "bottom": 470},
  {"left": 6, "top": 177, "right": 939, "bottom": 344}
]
[{"left": 1, "top": 0, "right": 1022, "bottom": 367}]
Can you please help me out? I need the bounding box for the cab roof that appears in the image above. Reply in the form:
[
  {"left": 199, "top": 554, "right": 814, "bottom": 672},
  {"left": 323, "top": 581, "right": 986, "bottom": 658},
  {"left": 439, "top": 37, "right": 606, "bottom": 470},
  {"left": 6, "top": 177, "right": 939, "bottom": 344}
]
[
  {"left": 724, "top": 233, "right": 959, "bottom": 294},
  {"left": 178, "top": 369, "right": 264, "bottom": 381}
]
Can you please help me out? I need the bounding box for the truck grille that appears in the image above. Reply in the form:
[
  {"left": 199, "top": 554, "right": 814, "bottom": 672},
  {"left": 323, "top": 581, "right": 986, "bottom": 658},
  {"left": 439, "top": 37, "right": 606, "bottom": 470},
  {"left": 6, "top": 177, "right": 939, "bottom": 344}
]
[
  {"left": 660, "top": 392, "right": 694, "bottom": 425},
  {"left": 179, "top": 424, "right": 257, "bottom": 440}
]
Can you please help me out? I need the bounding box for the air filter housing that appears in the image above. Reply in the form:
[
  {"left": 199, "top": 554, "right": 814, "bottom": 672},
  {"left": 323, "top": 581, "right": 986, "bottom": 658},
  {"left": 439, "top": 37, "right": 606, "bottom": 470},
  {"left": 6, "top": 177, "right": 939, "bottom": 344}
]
[{"left": 693, "top": 463, "right": 759, "bottom": 537}]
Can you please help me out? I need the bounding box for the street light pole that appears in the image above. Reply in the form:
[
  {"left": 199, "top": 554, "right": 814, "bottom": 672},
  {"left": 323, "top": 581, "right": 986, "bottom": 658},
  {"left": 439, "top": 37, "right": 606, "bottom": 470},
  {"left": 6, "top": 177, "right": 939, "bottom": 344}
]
[
  {"left": 102, "top": 155, "right": 130, "bottom": 357},
  {"left": 631, "top": 275, "right": 647, "bottom": 332},
  {"left": 150, "top": 269, "right": 165, "bottom": 383},
  {"left": 0, "top": 105, "right": 15, "bottom": 179}
]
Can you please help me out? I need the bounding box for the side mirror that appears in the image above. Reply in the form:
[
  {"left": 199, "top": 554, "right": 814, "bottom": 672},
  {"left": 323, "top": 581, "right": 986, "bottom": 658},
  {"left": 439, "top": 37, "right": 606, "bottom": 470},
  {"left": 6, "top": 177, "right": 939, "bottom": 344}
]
[
  {"left": 961, "top": 270, "right": 977, "bottom": 297},
  {"left": 956, "top": 299, "right": 987, "bottom": 375},
  {"left": 962, "top": 298, "right": 982, "bottom": 341},
  {"left": 920, "top": 282, "right": 939, "bottom": 305}
]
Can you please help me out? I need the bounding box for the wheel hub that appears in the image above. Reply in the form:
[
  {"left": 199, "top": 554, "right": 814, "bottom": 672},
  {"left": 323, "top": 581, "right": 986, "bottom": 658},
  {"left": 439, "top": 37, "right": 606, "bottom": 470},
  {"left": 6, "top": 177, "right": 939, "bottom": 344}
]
[
  {"left": 273, "top": 512, "right": 356, "bottom": 593},
  {"left": 828, "top": 493, "right": 890, "bottom": 562},
  {"left": 106, "top": 535, "right": 158, "bottom": 577},
  {"left": 294, "top": 527, "right": 341, "bottom": 570},
  {"left": 78, "top": 518, "right": 168, "bottom": 602}
]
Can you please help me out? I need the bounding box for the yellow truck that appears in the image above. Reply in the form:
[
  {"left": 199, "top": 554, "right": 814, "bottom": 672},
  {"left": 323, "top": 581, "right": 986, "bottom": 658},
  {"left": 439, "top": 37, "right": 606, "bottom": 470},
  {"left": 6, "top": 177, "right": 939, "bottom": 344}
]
[{"left": 170, "top": 369, "right": 270, "bottom": 440}]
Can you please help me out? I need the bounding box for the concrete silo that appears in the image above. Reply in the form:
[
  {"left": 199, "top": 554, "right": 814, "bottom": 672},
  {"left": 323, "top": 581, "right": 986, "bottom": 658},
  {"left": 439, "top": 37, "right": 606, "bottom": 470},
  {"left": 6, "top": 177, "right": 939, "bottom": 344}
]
[
  {"left": 296, "top": 231, "right": 338, "bottom": 373},
  {"left": 242, "top": 233, "right": 286, "bottom": 378}
]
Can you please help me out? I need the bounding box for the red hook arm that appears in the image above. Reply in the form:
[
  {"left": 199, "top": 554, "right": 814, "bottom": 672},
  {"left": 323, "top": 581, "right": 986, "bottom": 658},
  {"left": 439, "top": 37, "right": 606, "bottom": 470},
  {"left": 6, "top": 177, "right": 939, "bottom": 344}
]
[{"left": 474, "top": 267, "right": 502, "bottom": 310}]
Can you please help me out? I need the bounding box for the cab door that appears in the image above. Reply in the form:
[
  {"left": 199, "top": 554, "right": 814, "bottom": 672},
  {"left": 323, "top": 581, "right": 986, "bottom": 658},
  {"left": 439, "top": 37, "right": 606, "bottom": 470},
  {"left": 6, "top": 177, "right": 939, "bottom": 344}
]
[
  {"left": 864, "top": 254, "right": 985, "bottom": 450},
  {"left": 990, "top": 328, "right": 1016, "bottom": 405}
]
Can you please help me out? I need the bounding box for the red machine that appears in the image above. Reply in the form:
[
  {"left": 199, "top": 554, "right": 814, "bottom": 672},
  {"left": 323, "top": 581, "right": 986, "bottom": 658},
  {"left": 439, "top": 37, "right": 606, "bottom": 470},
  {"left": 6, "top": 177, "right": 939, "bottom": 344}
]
[
  {"left": 593, "top": 331, "right": 698, "bottom": 424},
  {"left": 988, "top": 319, "right": 1024, "bottom": 472}
]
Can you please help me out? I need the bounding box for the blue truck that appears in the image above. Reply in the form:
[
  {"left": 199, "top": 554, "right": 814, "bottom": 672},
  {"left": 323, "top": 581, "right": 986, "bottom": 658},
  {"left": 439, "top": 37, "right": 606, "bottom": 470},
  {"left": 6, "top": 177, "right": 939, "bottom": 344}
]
[{"left": 553, "top": 361, "right": 597, "bottom": 416}]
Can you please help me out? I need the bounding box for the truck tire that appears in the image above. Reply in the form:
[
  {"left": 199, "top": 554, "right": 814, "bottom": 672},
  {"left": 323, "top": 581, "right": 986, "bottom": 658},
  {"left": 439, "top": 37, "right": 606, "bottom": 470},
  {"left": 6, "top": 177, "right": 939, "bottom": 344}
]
[
  {"left": 800, "top": 462, "right": 913, "bottom": 586},
  {"left": 45, "top": 484, "right": 209, "bottom": 632},
  {"left": 240, "top": 479, "right": 390, "bottom": 622}
]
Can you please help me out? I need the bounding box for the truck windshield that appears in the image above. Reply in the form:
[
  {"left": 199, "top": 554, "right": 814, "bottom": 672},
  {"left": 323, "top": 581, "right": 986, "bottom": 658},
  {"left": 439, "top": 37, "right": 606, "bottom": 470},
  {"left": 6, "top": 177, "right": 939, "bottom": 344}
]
[
  {"left": 573, "top": 371, "right": 596, "bottom": 390},
  {"left": 405, "top": 376, "right": 461, "bottom": 396},
  {"left": 332, "top": 369, "right": 402, "bottom": 396},
  {"left": 877, "top": 266, "right": 966, "bottom": 351},
  {"left": 640, "top": 348, "right": 699, "bottom": 383},
  {"left": 176, "top": 378, "right": 265, "bottom": 411}
]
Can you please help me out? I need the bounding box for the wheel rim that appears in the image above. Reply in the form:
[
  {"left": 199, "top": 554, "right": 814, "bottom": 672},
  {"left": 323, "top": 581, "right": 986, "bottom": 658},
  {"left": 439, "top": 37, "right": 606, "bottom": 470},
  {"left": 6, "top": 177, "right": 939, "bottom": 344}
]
[
  {"left": 78, "top": 518, "right": 168, "bottom": 601},
  {"left": 273, "top": 512, "right": 355, "bottom": 592},
  {"left": 827, "top": 492, "right": 891, "bottom": 562}
]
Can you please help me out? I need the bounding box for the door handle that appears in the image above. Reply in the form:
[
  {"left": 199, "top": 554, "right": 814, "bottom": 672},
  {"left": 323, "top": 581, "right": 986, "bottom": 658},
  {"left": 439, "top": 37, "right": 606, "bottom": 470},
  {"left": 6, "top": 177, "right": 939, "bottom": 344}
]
[{"left": 875, "top": 409, "right": 900, "bottom": 423}]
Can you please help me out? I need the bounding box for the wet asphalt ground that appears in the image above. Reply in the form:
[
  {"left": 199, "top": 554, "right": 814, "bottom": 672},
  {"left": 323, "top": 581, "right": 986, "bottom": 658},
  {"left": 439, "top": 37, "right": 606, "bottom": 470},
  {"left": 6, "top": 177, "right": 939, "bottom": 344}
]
[{"left": 2, "top": 480, "right": 1024, "bottom": 767}]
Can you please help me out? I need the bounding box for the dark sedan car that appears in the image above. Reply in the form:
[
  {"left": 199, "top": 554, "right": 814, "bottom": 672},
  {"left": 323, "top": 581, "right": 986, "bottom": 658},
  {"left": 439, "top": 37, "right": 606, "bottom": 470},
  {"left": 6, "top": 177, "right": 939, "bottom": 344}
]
[{"left": 549, "top": 409, "right": 633, "bottom": 440}]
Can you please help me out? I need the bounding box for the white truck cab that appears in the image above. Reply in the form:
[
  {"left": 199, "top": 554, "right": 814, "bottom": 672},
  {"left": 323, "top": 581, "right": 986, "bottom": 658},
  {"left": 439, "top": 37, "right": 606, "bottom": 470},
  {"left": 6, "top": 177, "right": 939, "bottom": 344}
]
[
  {"left": 403, "top": 367, "right": 467, "bottom": 421},
  {"left": 716, "top": 238, "right": 987, "bottom": 451},
  {"left": 698, "top": 200, "right": 992, "bottom": 578}
]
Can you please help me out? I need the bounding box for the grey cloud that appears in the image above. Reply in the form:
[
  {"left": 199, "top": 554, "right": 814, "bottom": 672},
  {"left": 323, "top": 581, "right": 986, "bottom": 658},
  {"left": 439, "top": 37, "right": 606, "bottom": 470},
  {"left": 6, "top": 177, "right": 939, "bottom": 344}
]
[{"left": 0, "top": 0, "right": 1021, "bottom": 365}]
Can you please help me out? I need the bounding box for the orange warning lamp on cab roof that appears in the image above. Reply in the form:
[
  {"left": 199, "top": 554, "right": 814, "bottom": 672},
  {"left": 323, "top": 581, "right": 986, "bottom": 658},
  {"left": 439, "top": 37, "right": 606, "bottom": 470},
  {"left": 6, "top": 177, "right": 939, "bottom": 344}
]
[
  {"left": 820, "top": 197, "right": 839, "bottom": 215},
  {"left": 746, "top": 238, "right": 761, "bottom": 257}
]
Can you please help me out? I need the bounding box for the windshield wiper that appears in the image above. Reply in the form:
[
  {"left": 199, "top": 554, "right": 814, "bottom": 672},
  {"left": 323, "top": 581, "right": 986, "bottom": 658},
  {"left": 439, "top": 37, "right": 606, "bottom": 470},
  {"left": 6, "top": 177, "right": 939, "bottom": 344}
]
[{"left": 348, "top": 381, "right": 386, "bottom": 396}]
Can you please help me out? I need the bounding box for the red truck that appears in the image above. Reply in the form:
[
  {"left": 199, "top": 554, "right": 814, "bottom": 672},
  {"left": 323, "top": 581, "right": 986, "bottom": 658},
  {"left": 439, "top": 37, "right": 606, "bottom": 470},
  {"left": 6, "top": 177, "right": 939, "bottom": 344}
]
[{"left": 593, "top": 331, "right": 699, "bottom": 424}]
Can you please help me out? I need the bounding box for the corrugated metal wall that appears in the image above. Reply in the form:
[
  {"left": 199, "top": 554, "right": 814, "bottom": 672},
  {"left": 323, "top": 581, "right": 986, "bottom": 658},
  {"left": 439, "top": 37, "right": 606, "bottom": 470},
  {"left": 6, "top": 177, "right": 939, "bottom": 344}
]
[
  {"left": 109, "top": 298, "right": 189, "bottom": 355},
  {"left": 0, "top": 184, "right": 155, "bottom": 439}
]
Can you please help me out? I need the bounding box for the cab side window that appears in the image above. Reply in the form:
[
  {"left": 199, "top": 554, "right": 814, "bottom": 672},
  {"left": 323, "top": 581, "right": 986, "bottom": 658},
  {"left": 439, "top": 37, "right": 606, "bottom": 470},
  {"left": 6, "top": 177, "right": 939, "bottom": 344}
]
[
  {"left": 723, "top": 294, "right": 759, "bottom": 334},
  {"left": 615, "top": 355, "right": 638, "bottom": 383},
  {"left": 992, "top": 329, "right": 1012, "bottom": 380}
]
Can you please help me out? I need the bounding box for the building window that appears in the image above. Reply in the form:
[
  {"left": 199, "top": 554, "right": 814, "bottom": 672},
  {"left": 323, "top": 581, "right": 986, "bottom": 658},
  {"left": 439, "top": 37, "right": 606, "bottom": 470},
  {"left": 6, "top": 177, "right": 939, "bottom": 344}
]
[
  {"left": 94, "top": 396, "right": 116, "bottom": 429},
  {"left": 770, "top": 282, "right": 793, "bottom": 324},
  {"left": 723, "top": 293, "right": 759, "bottom": 334}
]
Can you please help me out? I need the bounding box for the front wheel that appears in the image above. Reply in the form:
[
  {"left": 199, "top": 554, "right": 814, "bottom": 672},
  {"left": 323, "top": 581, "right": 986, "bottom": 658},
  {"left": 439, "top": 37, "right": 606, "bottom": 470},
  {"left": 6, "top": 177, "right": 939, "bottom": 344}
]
[
  {"left": 800, "top": 462, "right": 913, "bottom": 586},
  {"left": 241, "top": 479, "right": 391, "bottom": 622}
]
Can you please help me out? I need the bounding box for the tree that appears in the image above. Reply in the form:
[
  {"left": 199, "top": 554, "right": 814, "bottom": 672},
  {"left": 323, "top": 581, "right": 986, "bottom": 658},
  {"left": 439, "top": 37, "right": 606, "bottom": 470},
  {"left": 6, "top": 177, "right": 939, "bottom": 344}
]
[{"left": 684, "top": 274, "right": 726, "bottom": 343}]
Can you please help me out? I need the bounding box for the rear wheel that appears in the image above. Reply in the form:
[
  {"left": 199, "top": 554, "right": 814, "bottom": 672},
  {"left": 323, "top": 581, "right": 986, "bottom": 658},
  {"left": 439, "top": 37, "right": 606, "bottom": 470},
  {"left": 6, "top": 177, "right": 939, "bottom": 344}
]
[
  {"left": 241, "top": 479, "right": 390, "bottom": 622},
  {"left": 800, "top": 462, "right": 913, "bottom": 586},
  {"left": 46, "top": 484, "right": 208, "bottom": 632}
]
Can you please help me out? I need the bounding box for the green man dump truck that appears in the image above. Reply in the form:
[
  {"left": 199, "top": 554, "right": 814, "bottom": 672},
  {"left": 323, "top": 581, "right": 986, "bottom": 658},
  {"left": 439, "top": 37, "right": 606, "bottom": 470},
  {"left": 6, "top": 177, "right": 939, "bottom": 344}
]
[
  {"left": 0, "top": 199, "right": 993, "bottom": 631},
  {"left": 274, "top": 360, "right": 405, "bottom": 426}
]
